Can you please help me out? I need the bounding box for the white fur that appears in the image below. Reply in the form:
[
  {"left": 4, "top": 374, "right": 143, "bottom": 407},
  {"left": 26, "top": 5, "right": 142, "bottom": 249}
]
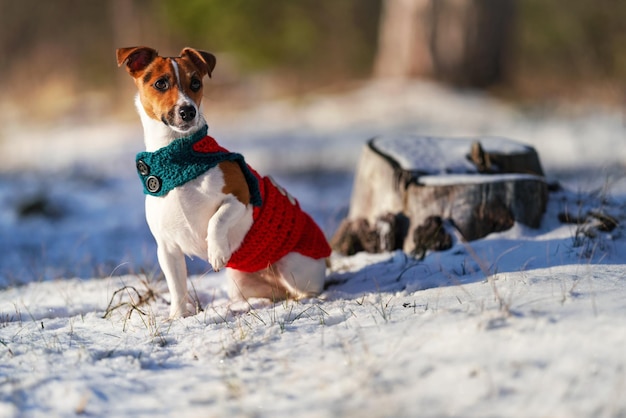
[{"left": 136, "top": 97, "right": 326, "bottom": 318}]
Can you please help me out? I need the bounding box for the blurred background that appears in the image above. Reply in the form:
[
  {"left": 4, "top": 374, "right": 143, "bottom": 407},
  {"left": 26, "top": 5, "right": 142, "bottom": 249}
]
[
  {"left": 0, "top": 0, "right": 625, "bottom": 284},
  {"left": 0, "top": 0, "right": 624, "bottom": 123}
]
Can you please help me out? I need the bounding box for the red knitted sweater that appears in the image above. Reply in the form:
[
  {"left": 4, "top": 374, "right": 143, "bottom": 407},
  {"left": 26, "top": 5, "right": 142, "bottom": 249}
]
[
  {"left": 227, "top": 169, "right": 331, "bottom": 272},
  {"left": 192, "top": 135, "right": 331, "bottom": 272}
]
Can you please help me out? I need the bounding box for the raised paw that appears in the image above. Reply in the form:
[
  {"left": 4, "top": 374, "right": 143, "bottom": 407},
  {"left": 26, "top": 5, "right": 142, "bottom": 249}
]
[{"left": 208, "top": 245, "right": 232, "bottom": 272}]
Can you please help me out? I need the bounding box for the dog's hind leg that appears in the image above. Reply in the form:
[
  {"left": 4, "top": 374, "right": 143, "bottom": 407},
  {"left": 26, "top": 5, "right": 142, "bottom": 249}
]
[
  {"left": 273, "top": 252, "right": 326, "bottom": 299},
  {"left": 226, "top": 253, "right": 326, "bottom": 302},
  {"left": 227, "top": 268, "right": 290, "bottom": 302}
]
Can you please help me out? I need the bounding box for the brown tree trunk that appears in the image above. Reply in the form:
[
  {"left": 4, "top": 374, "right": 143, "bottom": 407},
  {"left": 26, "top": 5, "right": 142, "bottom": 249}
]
[
  {"left": 374, "top": 0, "right": 433, "bottom": 78},
  {"left": 374, "top": 0, "right": 516, "bottom": 87}
]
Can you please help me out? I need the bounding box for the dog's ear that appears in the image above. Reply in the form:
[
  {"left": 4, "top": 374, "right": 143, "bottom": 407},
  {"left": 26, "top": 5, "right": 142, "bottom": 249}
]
[
  {"left": 180, "top": 48, "right": 216, "bottom": 78},
  {"left": 116, "top": 47, "right": 158, "bottom": 75}
]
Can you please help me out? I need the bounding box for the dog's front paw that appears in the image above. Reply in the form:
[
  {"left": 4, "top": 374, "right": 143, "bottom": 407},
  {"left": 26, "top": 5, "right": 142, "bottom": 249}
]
[
  {"left": 169, "top": 302, "right": 194, "bottom": 319},
  {"left": 208, "top": 245, "right": 232, "bottom": 272}
]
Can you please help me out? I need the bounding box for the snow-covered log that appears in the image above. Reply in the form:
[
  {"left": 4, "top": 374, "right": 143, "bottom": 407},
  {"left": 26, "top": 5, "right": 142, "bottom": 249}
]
[{"left": 332, "top": 135, "right": 548, "bottom": 255}]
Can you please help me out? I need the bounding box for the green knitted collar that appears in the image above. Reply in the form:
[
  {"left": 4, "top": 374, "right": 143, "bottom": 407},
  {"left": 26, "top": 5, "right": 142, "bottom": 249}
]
[{"left": 135, "top": 125, "right": 262, "bottom": 206}]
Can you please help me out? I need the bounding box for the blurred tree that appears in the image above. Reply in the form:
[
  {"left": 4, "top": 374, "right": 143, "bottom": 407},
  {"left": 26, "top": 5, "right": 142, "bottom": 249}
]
[
  {"left": 374, "top": 0, "right": 516, "bottom": 87},
  {"left": 373, "top": 0, "right": 433, "bottom": 79},
  {"left": 157, "top": 0, "right": 381, "bottom": 83},
  {"left": 0, "top": 0, "right": 113, "bottom": 85},
  {"left": 0, "top": 0, "right": 624, "bottom": 116},
  {"left": 518, "top": 0, "right": 626, "bottom": 80}
]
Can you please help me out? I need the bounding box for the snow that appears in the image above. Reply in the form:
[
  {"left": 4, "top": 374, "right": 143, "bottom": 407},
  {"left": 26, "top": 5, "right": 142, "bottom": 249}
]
[
  {"left": 371, "top": 135, "right": 531, "bottom": 174},
  {"left": 419, "top": 173, "right": 545, "bottom": 186},
  {"left": 1, "top": 80, "right": 626, "bottom": 417}
]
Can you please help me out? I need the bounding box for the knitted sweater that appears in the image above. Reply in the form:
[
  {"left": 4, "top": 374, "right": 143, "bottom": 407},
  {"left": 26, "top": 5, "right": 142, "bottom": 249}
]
[
  {"left": 227, "top": 170, "right": 331, "bottom": 272},
  {"left": 135, "top": 126, "right": 331, "bottom": 272}
]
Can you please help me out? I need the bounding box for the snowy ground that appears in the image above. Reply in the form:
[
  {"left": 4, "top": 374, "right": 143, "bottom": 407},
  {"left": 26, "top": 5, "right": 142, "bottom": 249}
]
[{"left": 1, "top": 80, "right": 625, "bottom": 417}]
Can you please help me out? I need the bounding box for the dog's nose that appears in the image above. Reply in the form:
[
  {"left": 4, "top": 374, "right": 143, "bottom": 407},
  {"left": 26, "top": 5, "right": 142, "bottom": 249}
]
[{"left": 179, "top": 106, "right": 196, "bottom": 122}]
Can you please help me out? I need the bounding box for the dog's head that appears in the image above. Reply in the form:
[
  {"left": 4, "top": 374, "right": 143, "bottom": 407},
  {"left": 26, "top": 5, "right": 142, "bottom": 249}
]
[{"left": 117, "top": 47, "right": 216, "bottom": 134}]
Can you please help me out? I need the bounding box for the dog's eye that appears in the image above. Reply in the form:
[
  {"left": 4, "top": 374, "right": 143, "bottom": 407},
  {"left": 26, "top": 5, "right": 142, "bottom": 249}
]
[
  {"left": 154, "top": 79, "right": 169, "bottom": 91},
  {"left": 190, "top": 78, "right": 202, "bottom": 92}
]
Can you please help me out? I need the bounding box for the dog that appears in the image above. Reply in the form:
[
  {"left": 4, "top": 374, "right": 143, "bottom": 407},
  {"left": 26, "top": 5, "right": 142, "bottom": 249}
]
[{"left": 116, "top": 46, "right": 331, "bottom": 318}]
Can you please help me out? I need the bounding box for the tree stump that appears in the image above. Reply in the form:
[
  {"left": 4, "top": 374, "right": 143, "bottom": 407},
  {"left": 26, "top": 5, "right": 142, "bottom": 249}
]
[{"left": 331, "top": 135, "right": 548, "bottom": 256}]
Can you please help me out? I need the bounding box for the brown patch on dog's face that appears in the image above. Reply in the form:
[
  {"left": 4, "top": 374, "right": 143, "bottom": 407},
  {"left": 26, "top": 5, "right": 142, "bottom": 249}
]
[
  {"left": 117, "top": 47, "right": 216, "bottom": 132},
  {"left": 134, "top": 56, "right": 181, "bottom": 123}
]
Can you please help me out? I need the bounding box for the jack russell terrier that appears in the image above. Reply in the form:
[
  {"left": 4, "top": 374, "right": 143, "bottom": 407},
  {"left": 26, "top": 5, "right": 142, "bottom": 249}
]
[{"left": 116, "top": 46, "right": 331, "bottom": 318}]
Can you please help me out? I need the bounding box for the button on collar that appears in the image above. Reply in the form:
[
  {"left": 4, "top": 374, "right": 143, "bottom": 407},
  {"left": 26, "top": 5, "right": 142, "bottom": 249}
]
[
  {"left": 136, "top": 160, "right": 150, "bottom": 176},
  {"left": 146, "top": 176, "right": 162, "bottom": 193}
]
